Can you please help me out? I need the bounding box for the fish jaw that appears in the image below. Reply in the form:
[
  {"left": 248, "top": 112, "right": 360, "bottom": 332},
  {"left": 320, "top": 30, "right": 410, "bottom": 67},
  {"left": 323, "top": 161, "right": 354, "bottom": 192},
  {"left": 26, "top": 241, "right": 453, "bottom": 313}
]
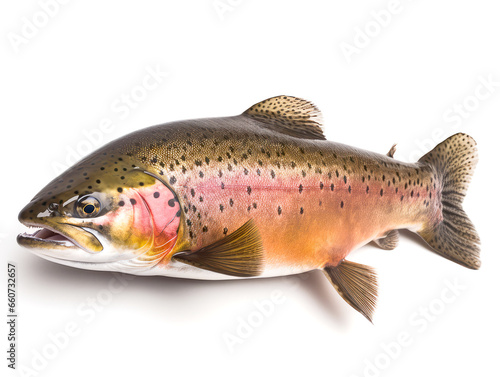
[{"left": 16, "top": 213, "right": 107, "bottom": 261}]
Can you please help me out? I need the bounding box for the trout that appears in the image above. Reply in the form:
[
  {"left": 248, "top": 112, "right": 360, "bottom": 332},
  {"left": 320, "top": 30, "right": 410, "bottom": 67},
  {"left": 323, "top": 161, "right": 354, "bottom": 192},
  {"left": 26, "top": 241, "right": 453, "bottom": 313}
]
[{"left": 17, "top": 96, "right": 480, "bottom": 321}]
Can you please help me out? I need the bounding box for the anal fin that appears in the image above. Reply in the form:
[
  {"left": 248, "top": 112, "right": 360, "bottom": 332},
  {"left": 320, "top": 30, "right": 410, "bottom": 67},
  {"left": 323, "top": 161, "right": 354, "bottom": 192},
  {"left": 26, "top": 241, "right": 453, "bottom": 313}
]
[
  {"left": 323, "top": 260, "right": 378, "bottom": 322},
  {"left": 173, "top": 219, "right": 264, "bottom": 278},
  {"left": 373, "top": 230, "right": 399, "bottom": 250}
]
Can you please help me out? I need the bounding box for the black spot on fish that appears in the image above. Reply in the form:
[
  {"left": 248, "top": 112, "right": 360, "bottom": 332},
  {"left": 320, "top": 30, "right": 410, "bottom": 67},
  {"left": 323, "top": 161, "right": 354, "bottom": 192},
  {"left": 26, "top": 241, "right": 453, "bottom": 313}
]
[
  {"left": 118, "top": 201, "right": 125, "bottom": 207},
  {"left": 168, "top": 199, "right": 175, "bottom": 207},
  {"left": 130, "top": 199, "right": 137, "bottom": 205},
  {"left": 411, "top": 190, "right": 414, "bottom": 197},
  {"left": 244, "top": 168, "right": 249, "bottom": 175},
  {"left": 300, "top": 207, "right": 304, "bottom": 214},
  {"left": 302, "top": 170, "right": 306, "bottom": 177},
  {"left": 278, "top": 206, "right": 282, "bottom": 215},
  {"left": 340, "top": 201, "right": 344, "bottom": 208},
  {"left": 253, "top": 203, "right": 257, "bottom": 209},
  {"left": 247, "top": 186, "right": 252, "bottom": 195},
  {"left": 202, "top": 226, "right": 208, "bottom": 232},
  {"left": 299, "top": 184, "right": 303, "bottom": 194},
  {"left": 380, "top": 189, "right": 384, "bottom": 196},
  {"left": 343, "top": 176, "right": 347, "bottom": 184},
  {"left": 154, "top": 192, "right": 160, "bottom": 198},
  {"left": 170, "top": 176, "right": 177, "bottom": 185},
  {"left": 366, "top": 186, "right": 370, "bottom": 193},
  {"left": 330, "top": 184, "right": 334, "bottom": 191},
  {"left": 401, "top": 195, "right": 404, "bottom": 201},
  {"left": 223, "top": 227, "right": 228, "bottom": 235},
  {"left": 229, "top": 199, "right": 234, "bottom": 207},
  {"left": 348, "top": 185, "right": 351, "bottom": 193},
  {"left": 96, "top": 180, "right": 101, "bottom": 184},
  {"left": 199, "top": 196, "right": 204, "bottom": 202},
  {"left": 320, "top": 182, "right": 324, "bottom": 190},
  {"left": 191, "top": 189, "right": 195, "bottom": 197}
]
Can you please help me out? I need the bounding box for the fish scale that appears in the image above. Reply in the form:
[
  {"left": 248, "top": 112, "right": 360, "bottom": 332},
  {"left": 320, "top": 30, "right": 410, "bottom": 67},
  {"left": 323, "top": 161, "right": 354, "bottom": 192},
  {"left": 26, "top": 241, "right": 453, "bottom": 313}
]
[
  {"left": 17, "top": 95, "right": 480, "bottom": 322},
  {"left": 127, "top": 118, "right": 434, "bottom": 272}
]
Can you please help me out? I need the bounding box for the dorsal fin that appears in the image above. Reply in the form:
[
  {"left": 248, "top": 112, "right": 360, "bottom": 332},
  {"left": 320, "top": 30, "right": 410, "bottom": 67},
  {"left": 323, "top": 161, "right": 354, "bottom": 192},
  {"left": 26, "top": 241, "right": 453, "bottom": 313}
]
[
  {"left": 242, "top": 95, "right": 326, "bottom": 140},
  {"left": 173, "top": 219, "right": 264, "bottom": 277}
]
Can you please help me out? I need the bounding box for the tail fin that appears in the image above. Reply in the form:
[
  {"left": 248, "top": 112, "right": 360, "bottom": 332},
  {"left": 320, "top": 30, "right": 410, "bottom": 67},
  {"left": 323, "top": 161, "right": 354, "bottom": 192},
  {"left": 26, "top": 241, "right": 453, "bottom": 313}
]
[{"left": 417, "top": 133, "right": 480, "bottom": 269}]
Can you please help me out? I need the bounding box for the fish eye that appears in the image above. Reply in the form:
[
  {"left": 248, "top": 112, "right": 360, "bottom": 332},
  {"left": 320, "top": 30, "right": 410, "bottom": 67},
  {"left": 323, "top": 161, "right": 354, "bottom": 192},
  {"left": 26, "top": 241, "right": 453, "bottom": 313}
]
[{"left": 76, "top": 196, "right": 101, "bottom": 218}]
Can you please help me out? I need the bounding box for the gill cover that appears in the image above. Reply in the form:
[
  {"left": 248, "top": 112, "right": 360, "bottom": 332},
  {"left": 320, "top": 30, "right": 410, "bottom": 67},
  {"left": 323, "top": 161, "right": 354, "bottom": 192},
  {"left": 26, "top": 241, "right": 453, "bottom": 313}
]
[{"left": 118, "top": 170, "right": 182, "bottom": 272}]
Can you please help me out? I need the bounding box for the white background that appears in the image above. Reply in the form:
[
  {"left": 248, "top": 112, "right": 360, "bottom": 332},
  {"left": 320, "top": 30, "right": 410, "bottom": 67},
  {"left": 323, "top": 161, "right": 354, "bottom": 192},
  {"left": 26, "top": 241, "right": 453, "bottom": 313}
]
[{"left": 1, "top": 1, "right": 499, "bottom": 376}]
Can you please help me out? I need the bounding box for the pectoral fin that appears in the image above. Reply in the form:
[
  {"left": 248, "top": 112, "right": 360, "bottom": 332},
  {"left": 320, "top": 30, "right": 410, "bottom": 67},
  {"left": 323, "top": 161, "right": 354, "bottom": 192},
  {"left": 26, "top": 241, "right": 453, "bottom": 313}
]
[
  {"left": 323, "top": 260, "right": 378, "bottom": 323},
  {"left": 173, "top": 219, "right": 264, "bottom": 277}
]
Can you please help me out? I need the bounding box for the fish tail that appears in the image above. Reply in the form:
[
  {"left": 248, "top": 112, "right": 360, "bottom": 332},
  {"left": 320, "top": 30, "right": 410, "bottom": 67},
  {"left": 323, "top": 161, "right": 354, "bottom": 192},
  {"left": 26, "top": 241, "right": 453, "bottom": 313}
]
[{"left": 417, "top": 133, "right": 480, "bottom": 269}]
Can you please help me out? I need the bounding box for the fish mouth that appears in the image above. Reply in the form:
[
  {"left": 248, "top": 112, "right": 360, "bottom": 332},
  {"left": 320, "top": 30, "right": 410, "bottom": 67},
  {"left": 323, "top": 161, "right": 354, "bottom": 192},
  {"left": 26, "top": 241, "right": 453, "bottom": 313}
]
[
  {"left": 17, "top": 219, "right": 103, "bottom": 254},
  {"left": 17, "top": 225, "right": 80, "bottom": 250}
]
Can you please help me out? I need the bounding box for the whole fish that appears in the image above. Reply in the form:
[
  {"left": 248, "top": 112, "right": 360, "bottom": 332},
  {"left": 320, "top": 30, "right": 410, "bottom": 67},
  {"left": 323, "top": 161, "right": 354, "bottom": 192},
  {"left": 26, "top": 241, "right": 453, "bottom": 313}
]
[{"left": 18, "top": 96, "right": 480, "bottom": 321}]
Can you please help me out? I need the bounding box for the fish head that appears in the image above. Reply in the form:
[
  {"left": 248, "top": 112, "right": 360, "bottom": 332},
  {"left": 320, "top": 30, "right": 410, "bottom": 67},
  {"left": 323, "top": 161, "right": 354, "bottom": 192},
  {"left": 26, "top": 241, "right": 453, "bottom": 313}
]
[{"left": 17, "top": 155, "right": 181, "bottom": 272}]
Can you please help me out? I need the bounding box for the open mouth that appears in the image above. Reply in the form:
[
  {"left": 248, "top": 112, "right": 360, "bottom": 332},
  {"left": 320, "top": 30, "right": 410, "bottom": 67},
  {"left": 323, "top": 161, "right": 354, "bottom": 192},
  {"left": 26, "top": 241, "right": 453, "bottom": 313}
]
[{"left": 17, "top": 225, "right": 79, "bottom": 250}]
